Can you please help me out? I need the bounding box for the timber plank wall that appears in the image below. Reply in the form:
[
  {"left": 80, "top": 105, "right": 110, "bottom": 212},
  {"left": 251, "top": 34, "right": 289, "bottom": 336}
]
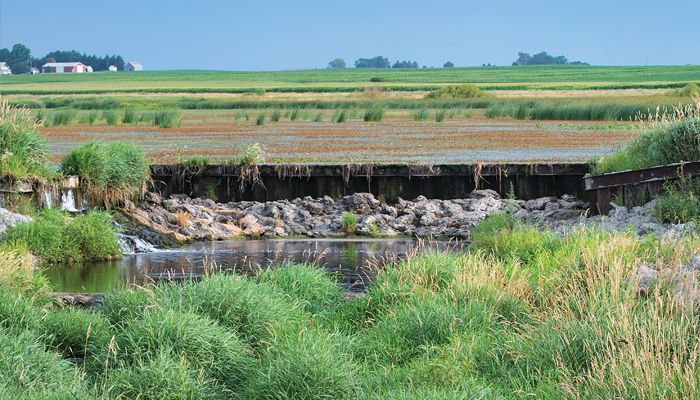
[{"left": 150, "top": 163, "right": 590, "bottom": 203}]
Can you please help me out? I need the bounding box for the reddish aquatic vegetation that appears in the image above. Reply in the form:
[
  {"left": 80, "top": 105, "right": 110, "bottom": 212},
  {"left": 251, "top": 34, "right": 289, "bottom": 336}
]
[{"left": 40, "top": 115, "right": 637, "bottom": 164}]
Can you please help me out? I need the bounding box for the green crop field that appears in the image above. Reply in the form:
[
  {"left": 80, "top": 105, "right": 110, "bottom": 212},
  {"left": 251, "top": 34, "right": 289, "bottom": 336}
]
[{"left": 1, "top": 65, "right": 699, "bottom": 94}]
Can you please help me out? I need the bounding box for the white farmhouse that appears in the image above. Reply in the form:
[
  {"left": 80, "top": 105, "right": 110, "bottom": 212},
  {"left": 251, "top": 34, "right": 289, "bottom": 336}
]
[
  {"left": 42, "top": 62, "right": 88, "bottom": 73},
  {"left": 124, "top": 61, "right": 143, "bottom": 72},
  {"left": 0, "top": 62, "right": 11, "bottom": 75},
  {"left": 108, "top": 65, "right": 118, "bottom": 72}
]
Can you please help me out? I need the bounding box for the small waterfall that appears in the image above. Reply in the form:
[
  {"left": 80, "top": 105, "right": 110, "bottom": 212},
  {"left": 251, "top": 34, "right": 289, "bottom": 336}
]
[
  {"left": 117, "top": 233, "right": 159, "bottom": 254},
  {"left": 60, "top": 189, "right": 84, "bottom": 212},
  {"left": 43, "top": 191, "right": 53, "bottom": 209}
]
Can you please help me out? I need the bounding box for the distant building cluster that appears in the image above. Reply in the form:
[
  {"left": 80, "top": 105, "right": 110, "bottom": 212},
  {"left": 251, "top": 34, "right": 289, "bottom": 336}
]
[{"left": 0, "top": 60, "right": 143, "bottom": 75}]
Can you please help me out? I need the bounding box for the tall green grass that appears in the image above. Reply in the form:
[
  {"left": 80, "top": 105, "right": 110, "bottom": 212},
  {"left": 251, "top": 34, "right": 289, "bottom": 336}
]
[
  {"left": 485, "top": 100, "right": 653, "bottom": 121},
  {"left": 363, "top": 104, "right": 384, "bottom": 122},
  {"left": 593, "top": 102, "right": 700, "bottom": 174},
  {"left": 61, "top": 141, "right": 148, "bottom": 207},
  {"left": 153, "top": 110, "right": 182, "bottom": 128},
  {"left": 2, "top": 209, "right": 121, "bottom": 263},
  {"left": 0, "top": 101, "right": 50, "bottom": 180}
]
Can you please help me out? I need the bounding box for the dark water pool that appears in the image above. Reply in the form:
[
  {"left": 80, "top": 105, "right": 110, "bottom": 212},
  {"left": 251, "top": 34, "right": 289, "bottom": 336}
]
[{"left": 44, "top": 238, "right": 464, "bottom": 293}]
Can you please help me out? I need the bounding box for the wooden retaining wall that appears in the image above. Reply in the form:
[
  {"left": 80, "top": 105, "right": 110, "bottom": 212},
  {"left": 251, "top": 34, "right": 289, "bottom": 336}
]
[
  {"left": 585, "top": 161, "right": 700, "bottom": 215},
  {"left": 150, "top": 163, "right": 589, "bottom": 203}
]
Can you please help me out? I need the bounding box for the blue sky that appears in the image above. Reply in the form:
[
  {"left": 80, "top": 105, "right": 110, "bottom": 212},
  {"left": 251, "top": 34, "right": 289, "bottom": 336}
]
[{"left": 1, "top": 0, "right": 698, "bottom": 70}]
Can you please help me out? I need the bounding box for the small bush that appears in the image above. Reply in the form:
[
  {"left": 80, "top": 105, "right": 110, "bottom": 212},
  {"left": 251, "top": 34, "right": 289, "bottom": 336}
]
[
  {"left": 153, "top": 110, "right": 182, "bottom": 128},
  {"left": 341, "top": 212, "right": 358, "bottom": 234},
  {"left": 239, "top": 143, "right": 265, "bottom": 165},
  {"left": 426, "top": 84, "right": 487, "bottom": 99}
]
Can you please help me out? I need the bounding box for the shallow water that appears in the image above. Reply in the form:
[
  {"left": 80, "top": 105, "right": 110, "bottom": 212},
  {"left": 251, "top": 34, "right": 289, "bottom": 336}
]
[{"left": 45, "top": 238, "right": 463, "bottom": 293}]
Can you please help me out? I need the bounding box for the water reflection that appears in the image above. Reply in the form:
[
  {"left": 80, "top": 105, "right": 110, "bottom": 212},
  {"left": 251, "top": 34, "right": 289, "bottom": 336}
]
[{"left": 45, "top": 238, "right": 464, "bottom": 293}]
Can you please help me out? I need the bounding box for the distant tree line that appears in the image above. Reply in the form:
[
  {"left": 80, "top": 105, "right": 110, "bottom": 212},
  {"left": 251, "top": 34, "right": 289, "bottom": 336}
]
[
  {"left": 329, "top": 56, "right": 455, "bottom": 69},
  {"left": 513, "top": 51, "right": 588, "bottom": 66},
  {"left": 0, "top": 43, "right": 125, "bottom": 73}
]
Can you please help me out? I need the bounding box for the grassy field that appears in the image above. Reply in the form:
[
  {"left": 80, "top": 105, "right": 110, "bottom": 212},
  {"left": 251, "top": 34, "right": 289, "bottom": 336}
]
[{"left": 1, "top": 65, "right": 699, "bottom": 94}]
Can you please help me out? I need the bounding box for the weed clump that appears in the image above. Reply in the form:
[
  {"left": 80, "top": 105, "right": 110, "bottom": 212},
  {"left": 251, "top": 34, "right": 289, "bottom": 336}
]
[
  {"left": 341, "top": 212, "right": 358, "bottom": 234},
  {"left": 0, "top": 100, "right": 50, "bottom": 180},
  {"left": 363, "top": 105, "right": 384, "bottom": 122},
  {"left": 153, "top": 110, "right": 182, "bottom": 128}
]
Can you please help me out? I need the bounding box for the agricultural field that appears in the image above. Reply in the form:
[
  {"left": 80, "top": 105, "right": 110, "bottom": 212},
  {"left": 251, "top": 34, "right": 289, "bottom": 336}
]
[
  {"left": 1, "top": 65, "right": 700, "bottom": 94},
  {"left": 3, "top": 66, "right": 698, "bottom": 164}
]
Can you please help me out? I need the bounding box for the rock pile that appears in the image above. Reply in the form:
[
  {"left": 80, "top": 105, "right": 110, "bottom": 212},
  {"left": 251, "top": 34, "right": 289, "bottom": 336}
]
[{"left": 122, "top": 190, "right": 590, "bottom": 243}]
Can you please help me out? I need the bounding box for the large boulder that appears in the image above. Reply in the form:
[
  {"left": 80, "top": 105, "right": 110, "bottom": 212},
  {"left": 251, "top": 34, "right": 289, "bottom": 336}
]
[{"left": 0, "top": 207, "right": 31, "bottom": 235}]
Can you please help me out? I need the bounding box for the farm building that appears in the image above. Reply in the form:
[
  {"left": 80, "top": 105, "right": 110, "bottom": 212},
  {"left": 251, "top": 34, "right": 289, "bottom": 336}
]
[
  {"left": 125, "top": 61, "right": 143, "bottom": 72},
  {"left": 30, "top": 67, "right": 40, "bottom": 75},
  {"left": 108, "top": 65, "right": 118, "bottom": 72},
  {"left": 42, "top": 62, "right": 88, "bottom": 73},
  {"left": 0, "top": 62, "right": 11, "bottom": 75}
]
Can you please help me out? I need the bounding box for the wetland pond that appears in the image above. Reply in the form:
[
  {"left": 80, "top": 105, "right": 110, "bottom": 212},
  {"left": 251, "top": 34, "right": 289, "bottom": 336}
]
[{"left": 45, "top": 238, "right": 464, "bottom": 293}]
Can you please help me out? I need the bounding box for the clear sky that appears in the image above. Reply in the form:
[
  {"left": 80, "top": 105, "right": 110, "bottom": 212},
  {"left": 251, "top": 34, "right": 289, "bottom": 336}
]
[{"left": 1, "top": 0, "right": 698, "bottom": 70}]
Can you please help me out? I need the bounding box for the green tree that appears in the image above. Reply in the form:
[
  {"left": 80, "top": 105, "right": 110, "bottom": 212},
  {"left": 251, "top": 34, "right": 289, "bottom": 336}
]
[
  {"left": 327, "top": 58, "right": 346, "bottom": 69},
  {"left": 443, "top": 61, "right": 454, "bottom": 68},
  {"left": 392, "top": 60, "right": 418, "bottom": 68},
  {"left": 354, "top": 56, "right": 390, "bottom": 68}
]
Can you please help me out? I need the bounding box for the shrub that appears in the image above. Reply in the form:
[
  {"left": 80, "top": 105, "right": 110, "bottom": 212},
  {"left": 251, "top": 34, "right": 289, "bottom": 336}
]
[
  {"left": 153, "top": 110, "right": 182, "bottom": 128},
  {"left": 61, "top": 141, "right": 148, "bottom": 207},
  {"left": 426, "top": 84, "right": 486, "bottom": 99},
  {"left": 341, "top": 212, "right": 358, "bottom": 234},
  {"left": 239, "top": 143, "right": 265, "bottom": 165},
  {"left": 0, "top": 100, "right": 49, "bottom": 179},
  {"left": 256, "top": 264, "right": 342, "bottom": 315}
]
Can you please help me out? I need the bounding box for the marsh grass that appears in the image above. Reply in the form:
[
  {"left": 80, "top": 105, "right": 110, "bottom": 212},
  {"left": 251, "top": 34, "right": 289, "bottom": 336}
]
[
  {"left": 290, "top": 109, "right": 300, "bottom": 121},
  {"left": 313, "top": 111, "right": 323, "bottom": 122},
  {"left": 103, "top": 110, "right": 119, "bottom": 125},
  {"left": 153, "top": 110, "right": 182, "bottom": 128},
  {"left": 412, "top": 108, "right": 429, "bottom": 121},
  {"left": 270, "top": 109, "right": 281, "bottom": 122},
  {"left": 332, "top": 109, "right": 348, "bottom": 123},
  {"left": 363, "top": 105, "right": 384, "bottom": 122},
  {"left": 256, "top": 112, "right": 266, "bottom": 125},
  {"left": 434, "top": 110, "right": 446, "bottom": 122},
  {"left": 341, "top": 212, "right": 358, "bottom": 234},
  {"left": 121, "top": 109, "right": 137, "bottom": 124}
]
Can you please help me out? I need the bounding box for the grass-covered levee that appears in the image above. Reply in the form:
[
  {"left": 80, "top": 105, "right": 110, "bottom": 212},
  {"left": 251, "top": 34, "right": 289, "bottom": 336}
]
[{"left": 2, "top": 212, "right": 700, "bottom": 399}]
